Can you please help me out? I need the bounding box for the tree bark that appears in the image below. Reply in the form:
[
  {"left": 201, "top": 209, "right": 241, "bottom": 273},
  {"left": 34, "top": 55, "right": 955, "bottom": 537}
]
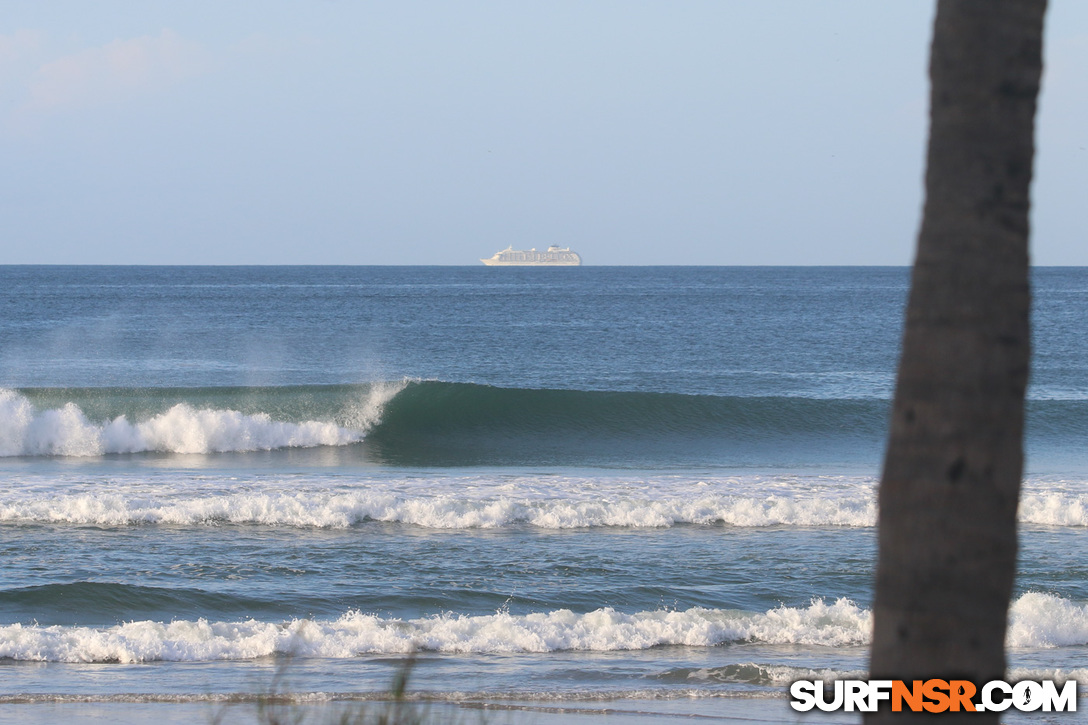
[{"left": 867, "top": 1, "right": 1046, "bottom": 722}]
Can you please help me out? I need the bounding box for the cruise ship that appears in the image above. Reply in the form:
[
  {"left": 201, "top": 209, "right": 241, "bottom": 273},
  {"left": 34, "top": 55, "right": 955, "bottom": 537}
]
[{"left": 480, "top": 245, "right": 582, "bottom": 266}]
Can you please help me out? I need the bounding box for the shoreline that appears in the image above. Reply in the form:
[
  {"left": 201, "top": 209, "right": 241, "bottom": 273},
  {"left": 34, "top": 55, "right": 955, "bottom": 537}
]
[{"left": 0, "top": 696, "right": 863, "bottom": 725}]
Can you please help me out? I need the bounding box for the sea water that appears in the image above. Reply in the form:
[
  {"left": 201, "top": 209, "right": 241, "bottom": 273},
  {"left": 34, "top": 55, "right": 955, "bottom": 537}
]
[{"left": 0, "top": 266, "right": 1085, "bottom": 721}]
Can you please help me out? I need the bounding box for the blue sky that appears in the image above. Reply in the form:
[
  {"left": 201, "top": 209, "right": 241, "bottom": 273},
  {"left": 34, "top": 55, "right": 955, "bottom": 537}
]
[{"left": 1, "top": 1, "right": 1085, "bottom": 265}]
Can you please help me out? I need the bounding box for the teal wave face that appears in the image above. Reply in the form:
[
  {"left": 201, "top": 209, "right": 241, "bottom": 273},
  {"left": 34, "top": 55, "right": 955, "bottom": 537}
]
[
  {"left": 365, "top": 382, "right": 892, "bottom": 466},
  {"left": 0, "top": 583, "right": 283, "bottom": 626}
]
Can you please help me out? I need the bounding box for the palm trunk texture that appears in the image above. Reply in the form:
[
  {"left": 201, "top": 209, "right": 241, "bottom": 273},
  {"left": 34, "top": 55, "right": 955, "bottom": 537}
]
[{"left": 867, "top": 1, "right": 1046, "bottom": 722}]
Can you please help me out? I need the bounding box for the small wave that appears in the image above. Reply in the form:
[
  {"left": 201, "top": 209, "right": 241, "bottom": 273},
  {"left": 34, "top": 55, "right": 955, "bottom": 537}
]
[
  {"left": 0, "top": 490, "right": 877, "bottom": 528},
  {"left": 0, "top": 690, "right": 782, "bottom": 704},
  {"left": 1019, "top": 493, "right": 1088, "bottom": 526},
  {"left": 0, "top": 599, "right": 871, "bottom": 663},
  {"left": 659, "top": 663, "right": 1088, "bottom": 688},
  {"left": 0, "top": 387, "right": 406, "bottom": 456},
  {"left": 0, "top": 582, "right": 276, "bottom": 623},
  {"left": 8, "top": 473, "right": 1088, "bottom": 529},
  {"left": 1007, "top": 668, "right": 1088, "bottom": 686},
  {"left": 1, "top": 593, "right": 1083, "bottom": 663},
  {"left": 1007, "top": 592, "right": 1088, "bottom": 648},
  {"left": 657, "top": 663, "right": 867, "bottom": 686}
]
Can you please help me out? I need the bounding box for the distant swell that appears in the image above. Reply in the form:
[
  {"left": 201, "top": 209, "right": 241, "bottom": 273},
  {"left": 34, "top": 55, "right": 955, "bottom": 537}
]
[
  {"left": 0, "top": 582, "right": 278, "bottom": 624},
  {"left": 1, "top": 593, "right": 1084, "bottom": 663}
]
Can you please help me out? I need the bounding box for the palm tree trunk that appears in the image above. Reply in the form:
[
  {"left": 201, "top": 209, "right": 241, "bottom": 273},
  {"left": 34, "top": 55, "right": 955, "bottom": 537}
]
[{"left": 867, "top": 1, "right": 1046, "bottom": 722}]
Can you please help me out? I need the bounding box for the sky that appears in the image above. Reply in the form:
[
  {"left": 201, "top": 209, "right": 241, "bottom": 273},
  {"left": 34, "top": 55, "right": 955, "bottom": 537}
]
[{"left": 1, "top": 1, "right": 1085, "bottom": 266}]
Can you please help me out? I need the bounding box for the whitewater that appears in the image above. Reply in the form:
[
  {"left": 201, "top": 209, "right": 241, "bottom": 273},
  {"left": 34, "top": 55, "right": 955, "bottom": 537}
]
[
  {"left": 3, "top": 470, "right": 1088, "bottom": 529},
  {"left": 0, "top": 384, "right": 409, "bottom": 456},
  {"left": 3, "top": 593, "right": 1087, "bottom": 664}
]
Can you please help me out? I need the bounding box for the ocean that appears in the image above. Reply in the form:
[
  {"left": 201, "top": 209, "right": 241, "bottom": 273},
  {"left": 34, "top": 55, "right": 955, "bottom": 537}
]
[{"left": 0, "top": 266, "right": 1086, "bottom": 723}]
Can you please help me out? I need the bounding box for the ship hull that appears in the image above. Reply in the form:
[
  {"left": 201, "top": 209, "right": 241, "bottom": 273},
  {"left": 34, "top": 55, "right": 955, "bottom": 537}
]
[
  {"left": 480, "top": 246, "right": 582, "bottom": 266},
  {"left": 480, "top": 259, "right": 581, "bottom": 266}
]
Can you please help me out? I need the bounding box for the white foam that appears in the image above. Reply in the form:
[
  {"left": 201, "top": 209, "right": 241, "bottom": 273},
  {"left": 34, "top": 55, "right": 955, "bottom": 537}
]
[
  {"left": 0, "top": 599, "right": 872, "bottom": 663},
  {"left": 0, "top": 490, "right": 878, "bottom": 528},
  {"left": 340, "top": 380, "right": 407, "bottom": 431},
  {"left": 7, "top": 470, "right": 1088, "bottom": 530},
  {"left": 1007, "top": 592, "right": 1088, "bottom": 648},
  {"left": 1007, "top": 667, "right": 1088, "bottom": 686},
  {"left": 1019, "top": 492, "right": 1088, "bottom": 526},
  {"left": 0, "top": 389, "right": 364, "bottom": 456},
  {"left": 1, "top": 592, "right": 1084, "bottom": 663}
]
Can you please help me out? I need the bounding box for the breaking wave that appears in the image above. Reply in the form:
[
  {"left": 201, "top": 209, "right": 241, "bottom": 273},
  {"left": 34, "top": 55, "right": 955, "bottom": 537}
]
[
  {"left": 0, "top": 599, "right": 872, "bottom": 663},
  {"left": 1, "top": 381, "right": 1085, "bottom": 464},
  {"left": 1019, "top": 492, "right": 1088, "bottom": 526},
  {"left": 2, "top": 593, "right": 1085, "bottom": 663},
  {"left": 1007, "top": 592, "right": 1088, "bottom": 648},
  {"left": 0, "top": 378, "right": 1083, "bottom": 463},
  {"left": 3, "top": 474, "right": 1086, "bottom": 529},
  {"left": 0, "top": 384, "right": 402, "bottom": 456},
  {"left": 0, "top": 382, "right": 891, "bottom": 462},
  {"left": 0, "top": 490, "right": 877, "bottom": 529}
]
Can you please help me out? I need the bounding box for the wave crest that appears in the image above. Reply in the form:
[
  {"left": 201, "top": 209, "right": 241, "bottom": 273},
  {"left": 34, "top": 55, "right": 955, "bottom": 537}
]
[
  {"left": 0, "top": 388, "right": 374, "bottom": 456},
  {"left": 7, "top": 474, "right": 1088, "bottom": 529},
  {"left": 1008, "top": 592, "right": 1088, "bottom": 648},
  {"left": 0, "top": 490, "right": 877, "bottom": 528},
  {"left": 1019, "top": 493, "right": 1088, "bottom": 526},
  {"left": 2, "top": 593, "right": 1084, "bottom": 663},
  {"left": 0, "top": 599, "right": 871, "bottom": 663}
]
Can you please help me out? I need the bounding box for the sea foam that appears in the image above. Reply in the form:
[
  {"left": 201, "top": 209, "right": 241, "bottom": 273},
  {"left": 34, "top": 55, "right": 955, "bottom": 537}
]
[
  {"left": 0, "top": 599, "right": 871, "bottom": 663},
  {"left": 0, "top": 388, "right": 383, "bottom": 456},
  {"left": 1007, "top": 592, "right": 1088, "bottom": 648},
  {"left": 6, "top": 472, "right": 1088, "bottom": 529},
  {"left": 1019, "top": 492, "right": 1088, "bottom": 526},
  {"left": 0, "top": 490, "right": 877, "bottom": 528},
  {"left": 2, "top": 593, "right": 1085, "bottom": 663}
]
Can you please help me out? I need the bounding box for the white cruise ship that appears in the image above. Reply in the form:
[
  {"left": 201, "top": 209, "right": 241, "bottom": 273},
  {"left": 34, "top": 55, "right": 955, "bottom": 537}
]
[{"left": 480, "top": 245, "right": 582, "bottom": 266}]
